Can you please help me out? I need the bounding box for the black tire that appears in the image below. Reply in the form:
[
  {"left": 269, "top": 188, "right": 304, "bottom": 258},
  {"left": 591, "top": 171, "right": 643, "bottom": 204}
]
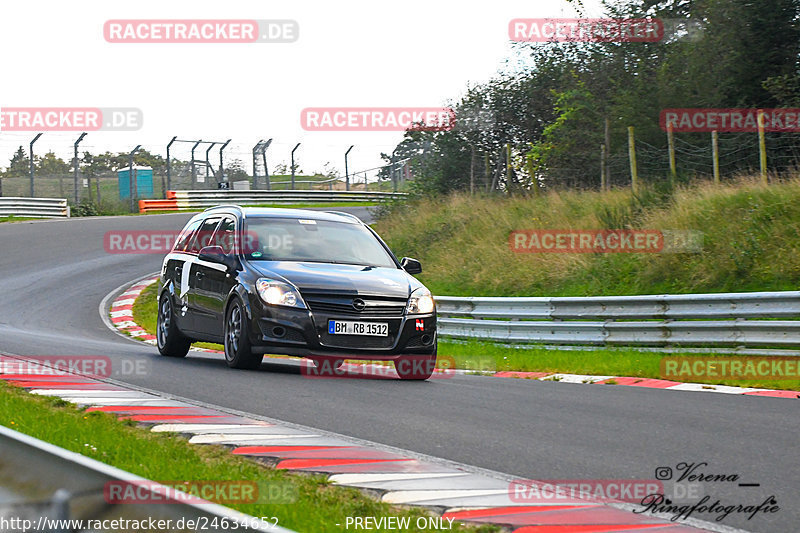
[
  {"left": 157, "top": 292, "right": 191, "bottom": 358},
  {"left": 224, "top": 298, "right": 263, "bottom": 370},
  {"left": 394, "top": 353, "right": 437, "bottom": 381}
]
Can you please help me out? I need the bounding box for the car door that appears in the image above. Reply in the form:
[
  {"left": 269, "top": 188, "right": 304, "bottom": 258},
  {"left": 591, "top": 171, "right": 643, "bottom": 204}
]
[
  {"left": 165, "top": 217, "right": 204, "bottom": 333},
  {"left": 192, "top": 215, "right": 238, "bottom": 339},
  {"left": 183, "top": 216, "right": 221, "bottom": 335}
]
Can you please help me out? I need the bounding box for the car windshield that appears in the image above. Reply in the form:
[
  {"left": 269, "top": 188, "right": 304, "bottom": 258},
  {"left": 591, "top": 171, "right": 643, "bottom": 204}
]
[{"left": 243, "top": 217, "right": 397, "bottom": 268}]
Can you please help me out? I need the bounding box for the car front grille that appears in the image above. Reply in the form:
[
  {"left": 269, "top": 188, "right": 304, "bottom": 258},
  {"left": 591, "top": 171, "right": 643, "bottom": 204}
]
[{"left": 302, "top": 292, "right": 407, "bottom": 317}]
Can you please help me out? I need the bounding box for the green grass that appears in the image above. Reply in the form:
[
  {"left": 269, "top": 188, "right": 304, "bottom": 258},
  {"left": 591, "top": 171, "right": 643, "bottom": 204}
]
[
  {"left": 374, "top": 177, "right": 800, "bottom": 297},
  {"left": 439, "top": 341, "right": 800, "bottom": 390},
  {"left": 0, "top": 216, "right": 38, "bottom": 223},
  {"left": 132, "top": 283, "right": 799, "bottom": 390},
  {"left": 0, "top": 381, "right": 496, "bottom": 532}
]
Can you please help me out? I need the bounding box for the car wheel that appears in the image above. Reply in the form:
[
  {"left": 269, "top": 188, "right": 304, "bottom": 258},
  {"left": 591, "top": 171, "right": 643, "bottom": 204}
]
[
  {"left": 394, "top": 354, "right": 437, "bottom": 381},
  {"left": 224, "top": 298, "right": 263, "bottom": 370},
  {"left": 157, "top": 292, "right": 191, "bottom": 358}
]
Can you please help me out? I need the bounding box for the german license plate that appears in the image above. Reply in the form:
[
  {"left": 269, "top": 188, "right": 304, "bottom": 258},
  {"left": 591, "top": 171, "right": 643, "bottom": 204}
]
[{"left": 328, "top": 320, "right": 388, "bottom": 336}]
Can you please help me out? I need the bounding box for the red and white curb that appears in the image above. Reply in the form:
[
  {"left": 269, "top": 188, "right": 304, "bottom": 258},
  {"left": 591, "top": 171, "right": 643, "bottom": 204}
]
[
  {"left": 494, "top": 372, "right": 800, "bottom": 399},
  {"left": 1, "top": 353, "right": 731, "bottom": 533},
  {"left": 109, "top": 276, "right": 800, "bottom": 399},
  {"left": 108, "top": 275, "right": 160, "bottom": 345}
]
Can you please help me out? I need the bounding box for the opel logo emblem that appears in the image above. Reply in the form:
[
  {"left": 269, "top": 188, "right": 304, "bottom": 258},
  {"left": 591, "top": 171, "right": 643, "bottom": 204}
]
[{"left": 352, "top": 298, "right": 366, "bottom": 311}]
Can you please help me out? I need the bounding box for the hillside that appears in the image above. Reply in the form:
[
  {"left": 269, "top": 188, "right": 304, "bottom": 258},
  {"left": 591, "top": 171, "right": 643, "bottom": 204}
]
[{"left": 374, "top": 177, "right": 800, "bottom": 297}]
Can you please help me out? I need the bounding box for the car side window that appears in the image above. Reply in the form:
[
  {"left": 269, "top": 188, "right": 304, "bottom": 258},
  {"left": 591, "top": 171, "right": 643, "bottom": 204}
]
[
  {"left": 172, "top": 219, "right": 203, "bottom": 252},
  {"left": 215, "top": 217, "right": 237, "bottom": 255},
  {"left": 187, "top": 217, "right": 221, "bottom": 254}
]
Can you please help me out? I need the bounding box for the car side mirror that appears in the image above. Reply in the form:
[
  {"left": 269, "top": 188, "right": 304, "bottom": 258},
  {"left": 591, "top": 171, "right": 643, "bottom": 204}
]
[
  {"left": 400, "top": 257, "right": 422, "bottom": 275},
  {"left": 199, "top": 245, "right": 237, "bottom": 270}
]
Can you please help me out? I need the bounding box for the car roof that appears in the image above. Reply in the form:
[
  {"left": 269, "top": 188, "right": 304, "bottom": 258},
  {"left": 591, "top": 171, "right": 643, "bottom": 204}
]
[{"left": 201, "top": 205, "right": 362, "bottom": 224}]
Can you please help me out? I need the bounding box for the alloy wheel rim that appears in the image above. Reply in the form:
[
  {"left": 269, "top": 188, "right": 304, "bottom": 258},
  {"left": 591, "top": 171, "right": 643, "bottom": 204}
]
[
  {"left": 226, "top": 305, "right": 241, "bottom": 358},
  {"left": 157, "top": 298, "right": 170, "bottom": 347}
]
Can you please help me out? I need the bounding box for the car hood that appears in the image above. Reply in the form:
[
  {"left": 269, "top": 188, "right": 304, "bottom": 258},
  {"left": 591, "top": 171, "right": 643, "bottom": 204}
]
[{"left": 250, "top": 261, "right": 420, "bottom": 298}]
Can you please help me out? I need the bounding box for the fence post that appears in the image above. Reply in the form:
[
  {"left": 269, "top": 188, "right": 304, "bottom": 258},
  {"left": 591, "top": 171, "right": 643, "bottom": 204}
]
[
  {"left": 29, "top": 133, "right": 43, "bottom": 197},
  {"left": 604, "top": 117, "right": 611, "bottom": 190},
  {"left": 484, "top": 153, "right": 490, "bottom": 192},
  {"left": 527, "top": 152, "right": 540, "bottom": 197},
  {"left": 627, "top": 126, "right": 638, "bottom": 194},
  {"left": 470, "top": 145, "right": 475, "bottom": 195},
  {"left": 758, "top": 109, "right": 768, "bottom": 185},
  {"left": 667, "top": 124, "right": 676, "bottom": 185},
  {"left": 526, "top": 142, "right": 541, "bottom": 197},
  {"left": 600, "top": 143, "right": 607, "bottom": 190},
  {"left": 73, "top": 132, "right": 87, "bottom": 204},
  {"left": 505, "top": 143, "right": 512, "bottom": 193},
  {"left": 712, "top": 130, "right": 720, "bottom": 184}
]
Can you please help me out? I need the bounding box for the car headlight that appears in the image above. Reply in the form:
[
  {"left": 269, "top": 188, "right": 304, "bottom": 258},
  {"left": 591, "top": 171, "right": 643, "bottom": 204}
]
[
  {"left": 406, "top": 287, "right": 435, "bottom": 315},
  {"left": 256, "top": 278, "right": 306, "bottom": 309}
]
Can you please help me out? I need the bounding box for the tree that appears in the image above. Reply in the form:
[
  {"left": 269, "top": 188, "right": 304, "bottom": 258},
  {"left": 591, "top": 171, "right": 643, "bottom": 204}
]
[
  {"left": 36, "top": 151, "right": 70, "bottom": 176},
  {"left": 5, "top": 146, "right": 29, "bottom": 178}
]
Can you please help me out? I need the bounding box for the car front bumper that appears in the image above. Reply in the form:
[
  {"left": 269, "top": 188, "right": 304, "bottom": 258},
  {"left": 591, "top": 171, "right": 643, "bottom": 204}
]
[{"left": 245, "top": 291, "right": 437, "bottom": 360}]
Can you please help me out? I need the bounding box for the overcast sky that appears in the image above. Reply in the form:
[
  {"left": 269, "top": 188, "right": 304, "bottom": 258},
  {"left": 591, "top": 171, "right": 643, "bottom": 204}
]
[{"left": 0, "top": 0, "right": 606, "bottom": 178}]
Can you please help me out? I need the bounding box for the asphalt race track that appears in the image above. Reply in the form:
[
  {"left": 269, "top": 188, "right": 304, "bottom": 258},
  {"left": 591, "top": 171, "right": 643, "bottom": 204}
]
[{"left": 0, "top": 211, "right": 797, "bottom": 533}]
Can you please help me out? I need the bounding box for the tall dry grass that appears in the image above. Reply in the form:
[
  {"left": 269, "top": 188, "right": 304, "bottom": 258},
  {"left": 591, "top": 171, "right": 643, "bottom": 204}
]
[{"left": 375, "top": 176, "right": 800, "bottom": 296}]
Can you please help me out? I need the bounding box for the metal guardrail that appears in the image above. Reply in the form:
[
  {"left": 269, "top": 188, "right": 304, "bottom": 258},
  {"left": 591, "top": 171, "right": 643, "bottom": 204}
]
[
  {"left": 140, "top": 190, "right": 406, "bottom": 213},
  {"left": 0, "top": 197, "right": 70, "bottom": 218},
  {"left": 436, "top": 292, "right": 800, "bottom": 349},
  {"left": 0, "top": 425, "right": 292, "bottom": 532}
]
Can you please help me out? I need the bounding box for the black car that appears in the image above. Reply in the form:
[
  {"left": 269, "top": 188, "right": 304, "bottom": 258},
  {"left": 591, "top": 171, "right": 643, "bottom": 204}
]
[{"left": 156, "top": 206, "right": 438, "bottom": 380}]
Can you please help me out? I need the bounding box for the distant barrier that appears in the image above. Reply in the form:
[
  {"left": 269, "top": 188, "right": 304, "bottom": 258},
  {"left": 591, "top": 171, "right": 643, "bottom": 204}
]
[
  {"left": 436, "top": 292, "right": 800, "bottom": 351},
  {"left": 139, "top": 189, "right": 406, "bottom": 213},
  {"left": 0, "top": 197, "right": 70, "bottom": 218}
]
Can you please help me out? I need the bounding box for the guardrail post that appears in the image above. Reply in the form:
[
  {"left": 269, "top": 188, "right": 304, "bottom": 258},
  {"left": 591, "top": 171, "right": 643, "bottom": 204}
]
[{"left": 50, "top": 489, "right": 71, "bottom": 533}]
